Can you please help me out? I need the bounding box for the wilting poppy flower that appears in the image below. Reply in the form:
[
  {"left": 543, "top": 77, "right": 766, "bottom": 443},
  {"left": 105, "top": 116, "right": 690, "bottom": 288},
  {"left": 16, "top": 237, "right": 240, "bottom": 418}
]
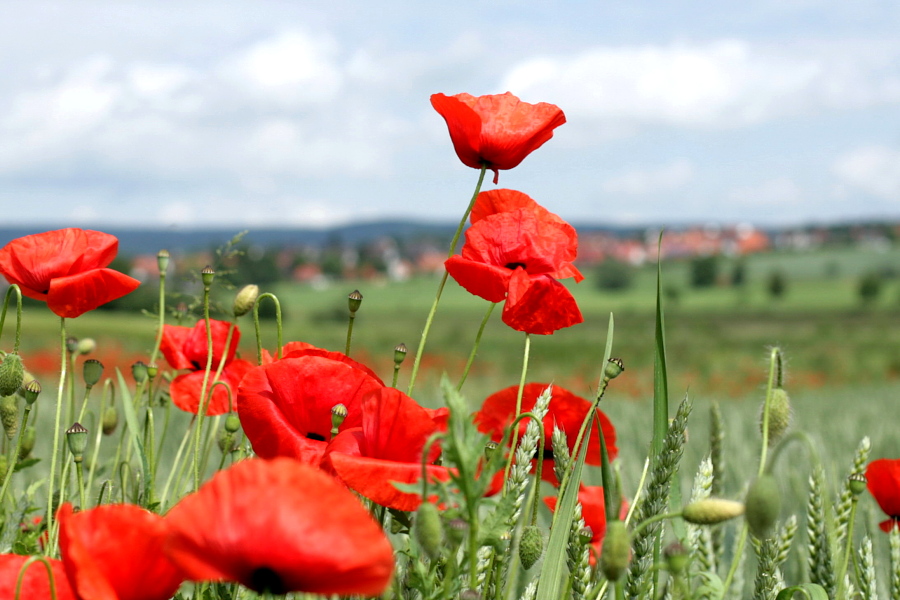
[
  {"left": 431, "top": 92, "right": 566, "bottom": 184},
  {"left": 324, "top": 387, "right": 451, "bottom": 511},
  {"left": 160, "top": 319, "right": 253, "bottom": 415},
  {"left": 0, "top": 228, "right": 140, "bottom": 318},
  {"left": 445, "top": 190, "right": 583, "bottom": 335},
  {"left": 238, "top": 349, "right": 384, "bottom": 465},
  {"left": 0, "top": 554, "right": 74, "bottom": 600},
  {"left": 58, "top": 503, "right": 184, "bottom": 600},
  {"left": 475, "top": 383, "right": 617, "bottom": 485},
  {"left": 545, "top": 485, "right": 625, "bottom": 564},
  {"left": 164, "top": 457, "right": 394, "bottom": 596},
  {"left": 866, "top": 458, "right": 900, "bottom": 532}
]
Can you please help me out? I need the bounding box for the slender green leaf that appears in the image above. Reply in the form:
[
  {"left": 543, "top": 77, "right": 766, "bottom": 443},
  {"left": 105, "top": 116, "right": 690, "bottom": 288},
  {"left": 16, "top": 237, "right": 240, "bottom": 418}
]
[
  {"left": 774, "top": 583, "right": 829, "bottom": 600},
  {"left": 115, "top": 368, "right": 152, "bottom": 506}
]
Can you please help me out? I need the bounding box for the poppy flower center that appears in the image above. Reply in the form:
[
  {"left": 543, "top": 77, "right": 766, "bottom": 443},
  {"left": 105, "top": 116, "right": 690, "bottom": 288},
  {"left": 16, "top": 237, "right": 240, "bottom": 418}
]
[
  {"left": 249, "top": 567, "right": 286, "bottom": 594},
  {"left": 536, "top": 448, "right": 554, "bottom": 460},
  {"left": 505, "top": 262, "right": 527, "bottom": 271},
  {"left": 306, "top": 432, "right": 326, "bottom": 442}
]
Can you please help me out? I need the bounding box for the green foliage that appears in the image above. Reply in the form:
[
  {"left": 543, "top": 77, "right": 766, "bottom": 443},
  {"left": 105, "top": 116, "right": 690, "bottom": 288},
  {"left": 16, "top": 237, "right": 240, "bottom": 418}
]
[
  {"left": 690, "top": 255, "right": 720, "bottom": 288},
  {"left": 767, "top": 269, "right": 788, "bottom": 299},
  {"left": 594, "top": 260, "right": 635, "bottom": 291},
  {"left": 857, "top": 271, "right": 882, "bottom": 304}
]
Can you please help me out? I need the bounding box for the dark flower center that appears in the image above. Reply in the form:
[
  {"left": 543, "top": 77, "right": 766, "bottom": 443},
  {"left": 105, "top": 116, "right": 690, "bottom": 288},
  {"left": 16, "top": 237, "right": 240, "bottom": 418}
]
[
  {"left": 249, "top": 567, "right": 286, "bottom": 594},
  {"left": 190, "top": 361, "right": 203, "bottom": 371},
  {"left": 306, "top": 432, "right": 326, "bottom": 442},
  {"left": 535, "top": 448, "right": 555, "bottom": 460},
  {"left": 505, "top": 262, "right": 527, "bottom": 271}
]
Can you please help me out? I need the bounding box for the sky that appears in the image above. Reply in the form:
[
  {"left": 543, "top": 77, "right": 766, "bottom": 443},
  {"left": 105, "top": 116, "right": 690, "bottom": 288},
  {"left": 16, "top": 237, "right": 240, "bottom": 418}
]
[{"left": 1, "top": 0, "right": 899, "bottom": 229}]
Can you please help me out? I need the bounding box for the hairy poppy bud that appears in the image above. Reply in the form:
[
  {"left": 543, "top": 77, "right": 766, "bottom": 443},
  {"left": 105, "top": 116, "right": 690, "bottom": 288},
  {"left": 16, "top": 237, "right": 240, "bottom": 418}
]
[
  {"left": 0, "top": 395, "right": 18, "bottom": 440},
  {"left": 682, "top": 498, "right": 746, "bottom": 525},
  {"left": 157, "top": 249, "right": 170, "bottom": 274},
  {"left": 0, "top": 353, "right": 24, "bottom": 397},
  {"left": 347, "top": 290, "right": 363, "bottom": 314},
  {"left": 131, "top": 361, "right": 148, "bottom": 383},
  {"left": 233, "top": 284, "right": 259, "bottom": 317},
  {"left": 66, "top": 337, "right": 79, "bottom": 354},
  {"left": 414, "top": 502, "right": 444, "bottom": 560},
  {"left": 201, "top": 266, "right": 215, "bottom": 287},
  {"left": 763, "top": 388, "right": 791, "bottom": 445},
  {"left": 66, "top": 422, "right": 88, "bottom": 462},
  {"left": 224, "top": 413, "right": 241, "bottom": 434},
  {"left": 664, "top": 542, "right": 689, "bottom": 574},
  {"left": 848, "top": 473, "right": 867, "bottom": 496},
  {"left": 18, "top": 425, "right": 35, "bottom": 460},
  {"left": 600, "top": 520, "right": 631, "bottom": 581},
  {"left": 22, "top": 380, "right": 40, "bottom": 405},
  {"left": 745, "top": 474, "right": 781, "bottom": 538},
  {"left": 519, "top": 525, "right": 544, "bottom": 570},
  {"left": 102, "top": 406, "right": 118, "bottom": 435},
  {"left": 605, "top": 357, "right": 625, "bottom": 380},
  {"left": 82, "top": 359, "right": 104, "bottom": 388},
  {"left": 447, "top": 518, "right": 468, "bottom": 545},
  {"left": 76, "top": 338, "right": 96, "bottom": 355},
  {"left": 393, "top": 343, "right": 408, "bottom": 365}
]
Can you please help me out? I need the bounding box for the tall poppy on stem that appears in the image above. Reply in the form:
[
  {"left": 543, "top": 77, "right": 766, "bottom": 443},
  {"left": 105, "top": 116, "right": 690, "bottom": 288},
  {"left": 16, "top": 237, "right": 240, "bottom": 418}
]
[
  {"left": 58, "top": 503, "right": 184, "bottom": 600},
  {"left": 160, "top": 319, "right": 253, "bottom": 415},
  {"left": 431, "top": 92, "right": 566, "bottom": 184},
  {"left": 164, "top": 458, "right": 394, "bottom": 596},
  {"left": 0, "top": 228, "right": 140, "bottom": 318},
  {"left": 445, "top": 189, "right": 583, "bottom": 335},
  {"left": 866, "top": 458, "right": 900, "bottom": 532}
]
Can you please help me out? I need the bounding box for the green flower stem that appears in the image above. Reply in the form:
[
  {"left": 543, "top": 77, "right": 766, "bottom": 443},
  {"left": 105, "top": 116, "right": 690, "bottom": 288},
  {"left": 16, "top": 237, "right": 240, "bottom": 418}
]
[
  {"left": 456, "top": 302, "right": 496, "bottom": 391},
  {"left": 191, "top": 283, "right": 219, "bottom": 492},
  {"left": 154, "top": 397, "right": 172, "bottom": 476},
  {"left": 143, "top": 406, "right": 156, "bottom": 504},
  {"left": 74, "top": 460, "right": 86, "bottom": 511},
  {"left": 0, "top": 285, "right": 23, "bottom": 352},
  {"left": 148, "top": 259, "right": 167, "bottom": 366},
  {"left": 44, "top": 316, "right": 67, "bottom": 556},
  {"left": 502, "top": 333, "right": 531, "bottom": 491},
  {"left": 253, "top": 293, "right": 283, "bottom": 365},
  {"left": 160, "top": 421, "right": 195, "bottom": 510},
  {"left": 84, "top": 415, "right": 105, "bottom": 500},
  {"left": 345, "top": 311, "right": 356, "bottom": 356},
  {"left": 0, "top": 404, "right": 32, "bottom": 507},
  {"left": 630, "top": 511, "right": 683, "bottom": 539},
  {"left": 835, "top": 497, "right": 859, "bottom": 600},
  {"left": 66, "top": 352, "right": 77, "bottom": 429},
  {"left": 407, "top": 165, "right": 487, "bottom": 396},
  {"left": 16, "top": 556, "right": 60, "bottom": 600}
]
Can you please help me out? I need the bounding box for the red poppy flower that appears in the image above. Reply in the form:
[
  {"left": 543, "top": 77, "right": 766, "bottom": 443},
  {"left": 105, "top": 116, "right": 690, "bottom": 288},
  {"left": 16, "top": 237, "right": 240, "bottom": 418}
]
[
  {"left": 164, "top": 457, "right": 394, "bottom": 596},
  {"left": 866, "top": 458, "right": 900, "bottom": 532},
  {"left": 160, "top": 319, "right": 254, "bottom": 415},
  {"left": 431, "top": 92, "right": 566, "bottom": 184},
  {"left": 237, "top": 350, "right": 384, "bottom": 465},
  {"left": 323, "top": 387, "right": 451, "bottom": 511},
  {"left": 0, "top": 228, "right": 140, "bottom": 318},
  {"left": 545, "top": 485, "right": 624, "bottom": 564},
  {"left": 0, "top": 554, "right": 75, "bottom": 600},
  {"left": 474, "top": 383, "right": 617, "bottom": 485},
  {"left": 445, "top": 190, "right": 583, "bottom": 335},
  {"left": 58, "top": 503, "right": 184, "bottom": 600}
]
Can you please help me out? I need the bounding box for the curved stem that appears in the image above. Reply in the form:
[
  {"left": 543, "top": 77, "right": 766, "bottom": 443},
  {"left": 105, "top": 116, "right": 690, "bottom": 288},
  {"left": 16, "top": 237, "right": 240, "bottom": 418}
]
[
  {"left": 44, "top": 316, "right": 66, "bottom": 556},
  {"left": 148, "top": 267, "right": 167, "bottom": 366},
  {"left": 253, "top": 293, "right": 283, "bottom": 365},
  {"left": 502, "top": 333, "right": 531, "bottom": 491},
  {"left": 456, "top": 302, "right": 496, "bottom": 391},
  {"left": 835, "top": 497, "right": 859, "bottom": 600},
  {"left": 407, "top": 166, "right": 487, "bottom": 396},
  {"left": 0, "top": 405, "right": 31, "bottom": 506},
  {"left": 0, "top": 285, "right": 23, "bottom": 352}
]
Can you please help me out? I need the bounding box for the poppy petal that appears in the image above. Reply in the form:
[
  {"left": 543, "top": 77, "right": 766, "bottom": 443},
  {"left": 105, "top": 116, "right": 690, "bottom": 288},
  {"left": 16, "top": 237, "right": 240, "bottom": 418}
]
[
  {"left": 0, "top": 554, "right": 74, "bottom": 600},
  {"left": 45, "top": 268, "right": 140, "bottom": 319},
  {"left": 169, "top": 360, "right": 253, "bottom": 415},
  {"left": 430, "top": 93, "right": 485, "bottom": 170},
  {"left": 328, "top": 452, "right": 452, "bottom": 511},
  {"left": 503, "top": 271, "right": 583, "bottom": 335},
  {"left": 866, "top": 458, "right": 900, "bottom": 519},
  {"left": 160, "top": 325, "right": 195, "bottom": 370},
  {"left": 445, "top": 256, "right": 510, "bottom": 303}
]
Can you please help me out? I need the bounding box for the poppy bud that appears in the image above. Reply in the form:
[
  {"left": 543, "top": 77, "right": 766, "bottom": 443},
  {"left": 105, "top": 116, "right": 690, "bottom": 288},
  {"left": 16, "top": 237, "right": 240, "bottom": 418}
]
[
  {"left": 763, "top": 388, "right": 791, "bottom": 444},
  {"left": 447, "top": 518, "right": 468, "bottom": 545},
  {"left": 848, "top": 473, "right": 867, "bottom": 496},
  {"left": 233, "top": 284, "right": 259, "bottom": 317},
  {"left": 0, "top": 353, "right": 24, "bottom": 397},
  {"left": 605, "top": 357, "right": 625, "bottom": 380},
  {"left": 348, "top": 290, "right": 363, "bottom": 314},
  {"left": 201, "top": 266, "right": 215, "bottom": 287},
  {"left": 682, "top": 498, "right": 746, "bottom": 525},
  {"left": 519, "top": 525, "right": 544, "bottom": 570},
  {"left": 600, "top": 520, "right": 631, "bottom": 581},
  {"left": 22, "top": 380, "right": 40, "bottom": 405},
  {"left": 146, "top": 363, "right": 158, "bottom": 380},
  {"left": 76, "top": 338, "right": 96, "bottom": 355},
  {"left": 745, "top": 474, "right": 781, "bottom": 538},
  {"left": 66, "top": 422, "right": 88, "bottom": 462},
  {"left": 102, "top": 406, "right": 118, "bottom": 435},
  {"left": 224, "top": 413, "right": 241, "bottom": 433},
  {"left": 414, "top": 502, "right": 444, "bottom": 560},
  {"left": 131, "top": 361, "right": 148, "bottom": 383},
  {"left": 217, "top": 430, "right": 239, "bottom": 454},
  {"left": 0, "top": 395, "right": 18, "bottom": 440},
  {"left": 393, "top": 343, "right": 408, "bottom": 365},
  {"left": 66, "top": 337, "right": 79, "bottom": 354},
  {"left": 664, "top": 542, "right": 689, "bottom": 574},
  {"left": 157, "top": 249, "right": 170, "bottom": 274},
  {"left": 82, "top": 359, "right": 104, "bottom": 388},
  {"left": 18, "top": 425, "right": 35, "bottom": 460}
]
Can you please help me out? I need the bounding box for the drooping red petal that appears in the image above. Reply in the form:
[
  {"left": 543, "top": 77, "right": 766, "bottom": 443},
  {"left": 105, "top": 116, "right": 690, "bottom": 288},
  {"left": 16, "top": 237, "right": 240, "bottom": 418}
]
[
  {"left": 237, "top": 355, "right": 380, "bottom": 462},
  {"left": 445, "top": 256, "right": 510, "bottom": 303},
  {"left": 358, "top": 387, "right": 442, "bottom": 463},
  {"left": 181, "top": 319, "right": 241, "bottom": 368},
  {"left": 0, "top": 554, "right": 74, "bottom": 600},
  {"left": 45, "top": 268, "right": 141, "bottom": 318},
  {"left": 328, "top": 452, "right": 452, "bottom": 511},
  {"left": 160, "top": 324, "right": 195, "bottom": 370},
  {"left": 430, "top": 93, "right": 485, "bottom": 170},
  {"left": 502, "top": 270, "right": 583, "bottom": 335},
  {"left": 866, "top": 458, "right": 900, "bottom": 521},
  {"left": 164, "top": 458, "right": 394, "bottom": 596},
  {"left": 169, "top": 359, "right": 254, "bottom": 415},
  {"left": 58, "top": 503, "right": 184, "bottom": 600}
]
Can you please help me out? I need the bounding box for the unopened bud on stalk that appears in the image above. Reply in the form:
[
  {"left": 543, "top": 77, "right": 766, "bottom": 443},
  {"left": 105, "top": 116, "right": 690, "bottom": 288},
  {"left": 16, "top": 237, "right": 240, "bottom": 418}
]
[
  {"left": 76, "top": 338, "right": 96, "bottom": 355},
  {"left": 664, "top": 542, "right": 689, "bottom": 574},
  {"left": 146, "top": 364, "right": 158, "bottom": 380},
  {"left": 600, "top": 520, "right": 630, "bottom": 581},
  {"left": 22, "top": 380, "right": 40, "bottom": 405},
  {"left": 131, "top": 361, "right": 148, "bottom": 383},
  {"left": 745, "top": 474, "right": 781, "bottom": 538},
  {"left": 233, "top": 284, "right": 259, "bottom": 317},
  {"left": 519, "top": 526, "right": 544, "bottom": 569},
  {"left": 224, "top": 413, "right": 241, "bottom": 433},
  {"left": 848, "top": 473, "right": 867, "bottom": 496},
  {"left": 102, "top": 406, "right": 119, "bottom": 435},
  {"left": 217, "top": 430, "right": 239, "bottom": 454},
  {"left": 201, "top": 265, "right": 215, "bottom": 287},
  {"left": 66, "top": 423, "right": 88, "bottom": 462},
  {"left": 66, "top": 337, "right": 79, "bottom": 354},
  {"left": 447, "top": 518, "right": 468, "bottom": 545},
  {"left": 18, "top": 425, "right": 36, "bottom": 460},
  {"left": 682, "top": 498, "right": 746, "bottom": 525},
  {"left": 0, "top": 395, "right": 18, "bottom": 440},
  {"left": 82, "top": 359, "right": 104, "bottom": 388},
  {"left": 414, "top": 502, "right": 444, "bottom": 560},
  {"left": 157, "top": 249, "right": 170, "bottom": 274},
  {"left": 763, "top": 388, "right": 791, "bottom": 444},
  {"left": 0, "top": 353, "right": 24, "bottom": 397},
  {"left": 393, "top": 343, "right": 408, "bottom": 365},
  {"left": 347, "top": 290, "right": 363, "bottom": 315},
  {"left": 331, "top": 404, "right": 348, "bottom": 436},
  {"left": 605, "top": 357, "right": 625, "bottom": 380}
]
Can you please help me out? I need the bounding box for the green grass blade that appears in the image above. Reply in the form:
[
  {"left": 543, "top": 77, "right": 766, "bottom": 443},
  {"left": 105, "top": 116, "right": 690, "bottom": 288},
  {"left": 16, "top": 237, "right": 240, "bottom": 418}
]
[
  {"left": 653, "top": 233, "right": 669, "bottom": 462},
  {"left": 115, "top": 368, "right": 152, "bottom": 506}
]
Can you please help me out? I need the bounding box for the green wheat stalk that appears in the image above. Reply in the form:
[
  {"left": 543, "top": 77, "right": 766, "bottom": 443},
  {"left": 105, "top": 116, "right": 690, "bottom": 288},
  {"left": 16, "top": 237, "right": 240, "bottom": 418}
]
[
  {"left": 857, "top": 536, "right": 876, "bottom": 600},
  {"left": 835, "top": 436, "right": 870, "bottom": 547},
  {"left": 806, "top": 465, "right": 836, "bottom": 598},
  {"left": 709, "top": 401, "right": 725, "bottom": 559},
  {"left": 687, "top": 457, "right": 716, "bottom": 575},
  {"left": 752, "top": 537, "right": 780, "bottom": 600},
  {"left": 891, "top": 528, "right": 900, "bottom": 600}
]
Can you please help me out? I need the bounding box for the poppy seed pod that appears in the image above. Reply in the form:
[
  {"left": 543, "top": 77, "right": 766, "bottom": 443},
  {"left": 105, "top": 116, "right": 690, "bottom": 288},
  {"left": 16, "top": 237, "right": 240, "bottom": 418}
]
[
  {"left": 347, "top": 290, "right": 363, "bottom": 314},
  {"left": 414, "top": 502, "right": 444, "bottom": 560},
  {"left": 519, "top": 526, "right": 544, "bottom": 570},
  {"left": 132, "top": 361, "right": 148, "bottom": 383},
  {"left": 22, "top": 380, "right": 40, "bottom": 405},
  {"left": 0, "top": 395, "right": 18, "bottom": 440},
  {"left": 682, "top": 498, "right": 746, "bottom": 525},
  {"left": 201, "top": 266, "right": 215, "bottom": 287},
  {"left": 233, "top": 284, "right": 259, "bottom": 317},
  {"left": 157, "top": 249, "right": 170, "bottom": 274},
  {"left": 848, "top": 473, "right": 867, "bottom": 496},
  {"left": 66, "top": 422, "right": 89, "bottom": 461},
  {"left": 0, "top": 353, "right": 24, "bottom": 397},
  {"left": 393, "top": 343, "right": 407, "bottom": 365},
  {"left": 66, "top": 337, "right": 79, "bottom": 354},
  {"left": 600, "top": 520, "right": 631, "bottom": 581},
  {"left": 605, "top": 357, "right": 625, "bottom": 380},
  {"left": 745, "top": 474, "right": 781, "bottom": 538},
  {"left": 82, "top": 359, "right": 104, "bottom": 388}
]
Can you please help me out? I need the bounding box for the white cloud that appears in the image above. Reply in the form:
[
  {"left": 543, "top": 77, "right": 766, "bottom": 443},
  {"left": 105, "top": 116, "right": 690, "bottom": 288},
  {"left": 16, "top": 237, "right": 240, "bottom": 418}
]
[
  {"left": 833, "top": 145, "right": 900, "bottom": 200},
  {"left": 601, "top": 159, "right": 694, "bottom": 195},
  {"left": 501, "top": 39, "right": 900, "bottom": 129}
]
